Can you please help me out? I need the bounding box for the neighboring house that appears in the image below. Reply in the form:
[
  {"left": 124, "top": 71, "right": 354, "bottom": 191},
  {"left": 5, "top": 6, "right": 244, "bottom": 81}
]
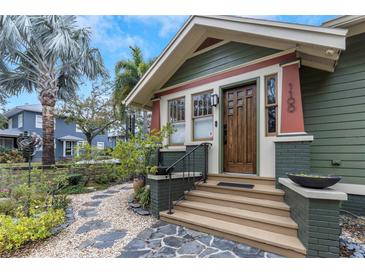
[
  {"left": 0, "top": 104, "right": 112, "bottom": 161},
  {"left": 125, "top": 15, "right": 365, "bottom": 257}
]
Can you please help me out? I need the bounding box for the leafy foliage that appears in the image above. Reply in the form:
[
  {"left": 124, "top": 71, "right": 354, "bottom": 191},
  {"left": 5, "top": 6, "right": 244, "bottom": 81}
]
[
  {"left": 112, "top": 124, "right": 174, "bottom": 179},
  {"left": 66, "top": 173, "right": 83, "bottom": 185},
  {"left": 135, "top": 186, "right": 151, "bottom": 209},
  {"left": 0, "top": 16, "right": 107, "bottom": 165},
  {"left": 57, "top": 79, "right": 118, "bottom": 145},
  {"left": 0, "top": 209, "right": 64, "bottom": 254},
  {"left": 0, "top": 148, "right": 23, "bottom": 163}
]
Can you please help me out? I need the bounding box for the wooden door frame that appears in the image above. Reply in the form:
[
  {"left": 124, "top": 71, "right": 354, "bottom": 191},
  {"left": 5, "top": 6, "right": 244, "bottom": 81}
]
[{"left": 218, "top": 77, "right": 260, "bottom": 175}]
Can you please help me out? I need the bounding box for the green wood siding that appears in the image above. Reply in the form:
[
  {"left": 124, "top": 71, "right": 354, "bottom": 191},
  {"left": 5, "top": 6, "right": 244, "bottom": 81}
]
[
  {"left": 301, "top": 33, "right": 365, "bottom": 185},
  {"left": 162, "top": 41, "right": 278, "bottom": 88}
]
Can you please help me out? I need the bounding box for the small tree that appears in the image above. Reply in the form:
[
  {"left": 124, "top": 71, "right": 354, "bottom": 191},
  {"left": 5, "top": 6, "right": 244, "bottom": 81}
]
[
  {"left": 112, "top": 125, "right": 173, "bottom": 180},
  {"left": 58, "top": 80, "right": 117, "bottom": 145}
]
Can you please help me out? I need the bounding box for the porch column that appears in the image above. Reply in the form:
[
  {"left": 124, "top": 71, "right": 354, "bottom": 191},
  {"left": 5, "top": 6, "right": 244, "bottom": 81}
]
[
  {"left": 150, "top": 97, "right": 161, "bottom": 132},
  {"left": 280, "top": 60, "right": 305, "bottom": 133}
]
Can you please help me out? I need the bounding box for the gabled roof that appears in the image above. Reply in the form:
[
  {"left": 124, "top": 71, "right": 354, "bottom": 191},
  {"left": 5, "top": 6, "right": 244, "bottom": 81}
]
[
  {"left": 322, "top": 15, "right": 365, "bottom": 37},
  {"left": 58, "top": 135, "right": 84, "bottom": 141},
  {"left": 0, "top": 128, "right": 22, "bottom": 137},
  {"left": 4, "top": 104, "right": 42, "bottom": 118},
  {"left": 124, "top": 15, "right": 348, "bottom": 108}
]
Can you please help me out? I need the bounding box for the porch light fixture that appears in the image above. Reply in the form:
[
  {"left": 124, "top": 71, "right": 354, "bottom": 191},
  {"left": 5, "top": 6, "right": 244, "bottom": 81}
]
[{"left": 210, "top": 93, "right": 219, "bottom": 107}]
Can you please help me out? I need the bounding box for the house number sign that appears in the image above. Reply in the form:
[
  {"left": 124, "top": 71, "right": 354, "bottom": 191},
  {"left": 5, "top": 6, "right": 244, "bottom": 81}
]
[{"left": 287, "top": 82, "right": 296, "bottom": 113}]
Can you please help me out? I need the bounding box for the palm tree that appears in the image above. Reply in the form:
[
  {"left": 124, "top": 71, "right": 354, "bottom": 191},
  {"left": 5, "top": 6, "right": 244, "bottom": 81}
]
[
  {"left": 113, "top": 46, "right": 154, "bottom": 136},
  {"left": 0, "top": 16, "right": 107, "bottom": 165}
]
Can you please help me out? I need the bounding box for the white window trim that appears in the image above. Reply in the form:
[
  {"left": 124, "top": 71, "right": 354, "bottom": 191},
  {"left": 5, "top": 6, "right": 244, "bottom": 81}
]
[
  {"left": 96, "top": 141, "right": 105, "bottom": 150},
  {"left": 8, "top": 118, "right": 12, "bottom": 129},
  {"left": 63, "top": 141, "right": 74, "bottom": 157},
  {"left": 35, "top": 114, "right": 42, "bottom": 128},
  {"left": 76, "top": 124, "right": 82, "bottom": 133},
  {"left": 18, "top": 113, "right": 23, "bottom": 128}
]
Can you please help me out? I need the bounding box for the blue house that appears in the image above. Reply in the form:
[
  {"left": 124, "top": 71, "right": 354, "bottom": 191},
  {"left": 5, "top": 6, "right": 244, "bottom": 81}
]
[{"left": 0, "top": 104, "right": 113, "bottom": 161}]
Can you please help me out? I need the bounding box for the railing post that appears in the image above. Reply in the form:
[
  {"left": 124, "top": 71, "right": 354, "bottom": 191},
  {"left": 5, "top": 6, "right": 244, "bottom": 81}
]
[
  {"left": 168, "top": 172, "right": 173, "bottom": 214},
  {"left": 204, "top": 143, "right": 208, "bottom": 183}
]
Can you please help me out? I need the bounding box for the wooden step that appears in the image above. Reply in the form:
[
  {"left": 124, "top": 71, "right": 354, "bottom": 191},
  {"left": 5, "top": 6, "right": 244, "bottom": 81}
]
[
  {"left": 208, "top": 173, "right": 275, "bottom": 186},
  {"left": 186, "top": 190, "right": 290, "bottom": 217},
  {"left": 196, "top": 180, "right": 284, "bottom": 201},
  {"left": 160, "top": 210, "right": 306, "bottom": 258},
  {"left": 175, "top": 200, "right": 298, "bottom": 236}
]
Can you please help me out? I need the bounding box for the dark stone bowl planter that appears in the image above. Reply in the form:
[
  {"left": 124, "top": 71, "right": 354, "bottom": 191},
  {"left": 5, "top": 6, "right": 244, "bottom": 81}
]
[
  {"left": 287, "top": 173, "right": 342, "bottom": 189},
  {"left": 155, "top": 166, "right": 173, "bottom": 175}
]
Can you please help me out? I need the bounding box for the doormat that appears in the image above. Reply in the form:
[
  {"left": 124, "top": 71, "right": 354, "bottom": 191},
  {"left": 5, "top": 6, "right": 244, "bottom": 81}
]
[{"left": 217, "top": 182, "right": 254, "bottom": 189}]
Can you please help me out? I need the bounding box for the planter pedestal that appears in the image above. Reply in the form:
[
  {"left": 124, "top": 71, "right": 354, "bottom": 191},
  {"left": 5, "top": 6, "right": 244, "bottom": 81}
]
[{"left": 279, "top": 178, "right": 347, "bottom": 258}]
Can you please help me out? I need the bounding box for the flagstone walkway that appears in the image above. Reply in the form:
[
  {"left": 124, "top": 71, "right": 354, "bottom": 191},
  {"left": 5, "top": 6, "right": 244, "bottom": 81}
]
[{"left": 13, "top": 183, "right": 282, "bottom": 258}]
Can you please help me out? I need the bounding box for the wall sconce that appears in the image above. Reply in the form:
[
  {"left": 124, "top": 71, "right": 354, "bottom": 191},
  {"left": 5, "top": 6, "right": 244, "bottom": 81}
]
[{"left": 210, "top": 93, "right": 219, "bottom": 107}]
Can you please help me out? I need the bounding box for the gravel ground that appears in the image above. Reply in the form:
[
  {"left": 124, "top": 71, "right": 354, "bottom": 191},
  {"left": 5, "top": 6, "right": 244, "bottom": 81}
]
[{"left": 12, "top": 183, "right": 155, "bottom": 258}]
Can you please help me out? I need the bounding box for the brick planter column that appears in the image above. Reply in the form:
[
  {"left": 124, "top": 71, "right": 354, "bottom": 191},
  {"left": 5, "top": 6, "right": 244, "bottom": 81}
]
[
  {"left": 148, "top": 172, "right": 201, "bottom": 217},
  {"left": 279, "top": 178, "right": 347, "bottom": 258},
  {"left": 274, "top": 137, "right": 313, "bottom": 187}
]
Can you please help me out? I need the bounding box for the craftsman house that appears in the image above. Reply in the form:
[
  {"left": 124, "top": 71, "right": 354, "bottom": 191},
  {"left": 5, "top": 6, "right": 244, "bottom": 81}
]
[
  {"left": 125, "top": 15, "right": 365, "bottom": 257},
  {"left": 0, "top": 104, "right": 112, "bottom": 161}
]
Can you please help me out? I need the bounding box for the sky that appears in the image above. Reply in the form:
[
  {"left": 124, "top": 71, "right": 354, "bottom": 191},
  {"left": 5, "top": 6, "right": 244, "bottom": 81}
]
[{"left": 4, "top": 15, "right": 338, "bottom": 109}]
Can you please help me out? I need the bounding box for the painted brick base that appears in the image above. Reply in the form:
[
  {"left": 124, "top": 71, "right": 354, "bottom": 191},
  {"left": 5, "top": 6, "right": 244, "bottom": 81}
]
[
  {"left": 148, "top": 176, "right": 198, "bottom": 217},
  {"left": 341, "top": 194, "right": 365, "bottom": 216},
  {"left": 282, "top": 185, "right": 341, "bottom": 257}
]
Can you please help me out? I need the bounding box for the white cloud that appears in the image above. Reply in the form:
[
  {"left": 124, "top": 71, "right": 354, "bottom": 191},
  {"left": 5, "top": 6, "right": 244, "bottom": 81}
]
[
  {"left": 123, "top": 16, "right": 188, "bottom": 37},
  {"left": 76, "top": 16, "right": 145, "bottom": 56}
]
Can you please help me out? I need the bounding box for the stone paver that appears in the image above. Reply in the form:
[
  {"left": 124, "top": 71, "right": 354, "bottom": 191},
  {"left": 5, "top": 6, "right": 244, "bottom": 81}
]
[
  {"left": 78, "top": 208, "right": 98, "bottom": 218},
  {"left": 82, "top": 201, "right": 102, "bottom": 207},
  {"left": 91, "top": 194, "right": 112, "bottom": 200},
  {"left": 75, "top": 219, "right": 111, "bottom": 234},
  {"left": 117, "top": 221, "right": 283, "bottom": 258}
]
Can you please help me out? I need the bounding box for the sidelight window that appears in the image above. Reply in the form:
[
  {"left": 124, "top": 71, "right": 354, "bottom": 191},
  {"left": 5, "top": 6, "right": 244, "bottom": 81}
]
[
  {"left": 265, "top": 74, "right": 278, "bottom": 136},
  {"left": 168, "top": 97, "right": 185, "bottom": 145}
]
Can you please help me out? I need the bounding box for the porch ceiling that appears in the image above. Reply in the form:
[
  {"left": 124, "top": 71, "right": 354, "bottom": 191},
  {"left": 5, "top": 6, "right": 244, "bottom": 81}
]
[{"left": 124, "top": 15, "right": 348, "bottom": 109}]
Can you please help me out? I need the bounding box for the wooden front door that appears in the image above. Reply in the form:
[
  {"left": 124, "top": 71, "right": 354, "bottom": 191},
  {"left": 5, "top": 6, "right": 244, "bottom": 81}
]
[{"left": 223, "top": 84, "right": 257, "bottom": 174}]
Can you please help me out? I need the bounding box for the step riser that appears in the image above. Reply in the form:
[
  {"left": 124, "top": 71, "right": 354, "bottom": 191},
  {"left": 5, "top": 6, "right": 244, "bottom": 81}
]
[
  {"left": 160, "top": 215, "right": 305, "bottom": 258},
  {"left": 175, "top": 205, "right": 298, "bottom": 236},
  {"left": 208, "top": 175, "right": 275, "bottom": 186},
  {"left": 185, "top": 195, "right": 290, "bottom": 217},
  {"left": 196, "top": 185, "right": 283, "bottom": 202}
]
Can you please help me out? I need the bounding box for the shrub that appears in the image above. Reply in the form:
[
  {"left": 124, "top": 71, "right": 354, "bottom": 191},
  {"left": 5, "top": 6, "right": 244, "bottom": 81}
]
[
  {"left": 0, "top": 199, "right": 17, "bottom": 216},
  {"left": 51, "top": 195, "right": 70, "bottom": 210},
  {"left": 0, "top": 149, "right": 23, "bottom": 163},
  {"left": 66, "top": 173, "right": 83, "bottom": 185},
  {"left": 135, "top": 186, "right": 151, "bottom": 209},
  {"left": 0, "top": 209, "right": 64, "bottom": 254}
]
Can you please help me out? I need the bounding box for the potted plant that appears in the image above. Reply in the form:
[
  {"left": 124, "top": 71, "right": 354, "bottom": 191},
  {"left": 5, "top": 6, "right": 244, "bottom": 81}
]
[
  {"left": 113, "top": 124, "right": 173, "bottom": 192},
  {"left": 286, "top": 172, "right": 342, "bottom": 189}
]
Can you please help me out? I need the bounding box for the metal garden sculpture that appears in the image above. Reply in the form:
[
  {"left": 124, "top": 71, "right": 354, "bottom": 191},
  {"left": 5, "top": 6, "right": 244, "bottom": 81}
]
[{"left": 17, "top": 131, "right": 42, "bottom": 186}]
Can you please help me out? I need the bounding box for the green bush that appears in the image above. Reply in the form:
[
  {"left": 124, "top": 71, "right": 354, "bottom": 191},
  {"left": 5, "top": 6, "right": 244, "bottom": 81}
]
[
  {"left": 66, "top": 173, "right": 83, "bottom": 185},
  {"left": 0, "top": 199, "right": 17, "bottom": 216},
  {"left": 51, "top": 195, "right": 70, "bottom": 210},
  {"left": 135, "top": 186, "right": 150, "bottom": 209},
  {"left": 0, "top": 149, "right": 23, "bottom": 163},
  {"left": 0, "top": 209, "right": 64, "bottom": 254}
]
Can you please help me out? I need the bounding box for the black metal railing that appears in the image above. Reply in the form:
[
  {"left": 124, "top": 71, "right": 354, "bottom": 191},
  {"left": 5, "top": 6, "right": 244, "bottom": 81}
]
[{"left": 165, "top": 142, "right": 211, "bottom": 214}]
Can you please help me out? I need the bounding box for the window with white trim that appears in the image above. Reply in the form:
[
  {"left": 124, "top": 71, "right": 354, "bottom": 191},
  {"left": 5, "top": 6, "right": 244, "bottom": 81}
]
[
  {"left": 35, "top": 115, "right": 42, "bottom": 128},
  {"left": 8, "top": 118, "right": 12, "bottom": 129},
  {"left": 18, "top": 113, "right": 23, "bottom": 128},
  {"left": 76, "top": 124, "right": 82, "bottom": 133},
  {"left": 96, "top": 141, "right": 105, "bottom": 150},
  {"left": 192, "top": 91, "right": 213, "bottom": 140},
  {"left": 0, "top": 138, "right": 14, "bottom": 149},
  {"left": 64, "top": 141, "right": 73, "bottom": 156},
  {"left": 168, "top": 97, "right": 185, "bottom": 145}
]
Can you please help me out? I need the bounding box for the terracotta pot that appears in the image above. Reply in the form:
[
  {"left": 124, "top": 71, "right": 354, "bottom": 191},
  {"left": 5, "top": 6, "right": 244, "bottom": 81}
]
[{"left": 133, "top": 177, "right": 145, "bottom": 193}]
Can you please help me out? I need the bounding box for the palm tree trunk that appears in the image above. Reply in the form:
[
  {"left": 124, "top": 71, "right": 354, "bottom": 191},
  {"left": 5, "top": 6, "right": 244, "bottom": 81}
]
[{"left": 42, "top": 102, "right": 56, "bottom": 165}]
